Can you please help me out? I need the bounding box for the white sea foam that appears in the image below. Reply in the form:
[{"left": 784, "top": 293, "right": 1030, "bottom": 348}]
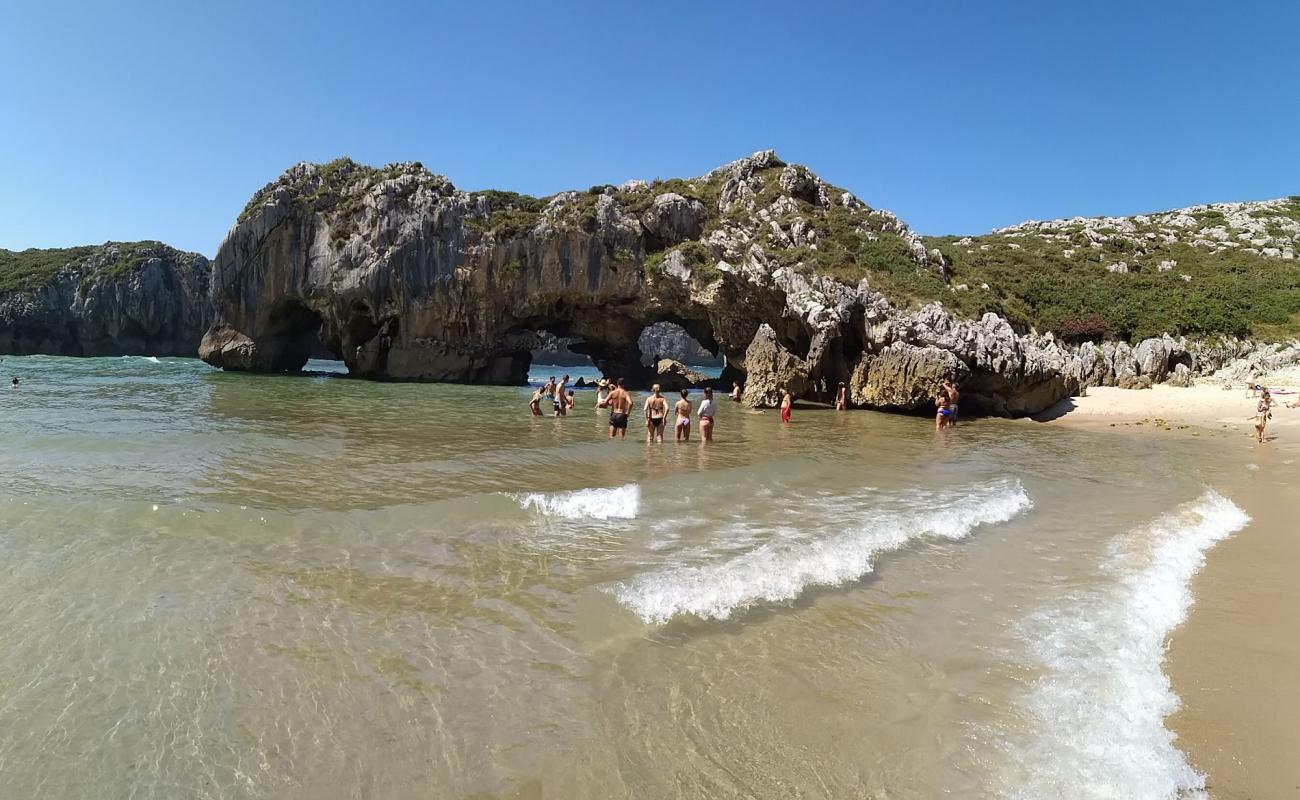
[
  {"left": 516, "top": 484, "right": 640, "bottom": 520},
  {"left": 613, "top": 480, "right": 1031, "bottom": 623},
  {"left": 1006, "top": 491, "right": 1249, "bottom": 800}
]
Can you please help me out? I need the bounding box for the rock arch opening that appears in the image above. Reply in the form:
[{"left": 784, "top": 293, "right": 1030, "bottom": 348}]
[
  {"left": 264, "top": 297, "right": 327, "bottom": 372},
  {"left": 637, "top": 321, "right": 721, "bottom": 367}
]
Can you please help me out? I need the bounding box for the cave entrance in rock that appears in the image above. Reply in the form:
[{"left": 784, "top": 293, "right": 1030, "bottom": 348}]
[
  {"left": 265, "top": 297, "right": 341, "bottom": 373},
  {"left": 526, "top": 330, "right": 598, "bottom": 385}
]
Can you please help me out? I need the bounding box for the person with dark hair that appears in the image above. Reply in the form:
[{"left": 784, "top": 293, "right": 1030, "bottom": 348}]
[
  {"left": 942, "top": 379, "right": 961, "bottom": 426},
  {"left": 1254, "top": 389, "right": 1275, "bottom": 443},
  {"left": 834, "top": 382, "right": 848, "bottom": 410},
  {"left": 554, "top": 374, "right": 570, "bottom": 416},
  {"left": 698, "top": 387, "right": 716, "bottom": 442},
  {"left": 607, "top": 378, "right": 632, "bottom": 439},
  {"left": 674, "top": 388, "right": 693, "bottom": 442},
  {"left": 731, "top": 381, "right": 742, "bottom": 402}
]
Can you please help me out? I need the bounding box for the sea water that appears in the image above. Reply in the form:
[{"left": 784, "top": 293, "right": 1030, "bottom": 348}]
[{"left": 0, "top": 355, "right": 1254, "bottom": 798}]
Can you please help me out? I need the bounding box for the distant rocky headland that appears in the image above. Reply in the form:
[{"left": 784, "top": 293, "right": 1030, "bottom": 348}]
[{"left": 3, "top": 151, "right": 1298, "bottom": 413}]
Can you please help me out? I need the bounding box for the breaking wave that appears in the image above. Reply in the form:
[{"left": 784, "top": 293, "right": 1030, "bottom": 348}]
[
  {"left": 1005, "top": 491, "right": 1249, "bottom": 800},
  {"left": 515, "top": 484, "right": 640, "bottom": 521},
  {"left": 612, "top": 480, "right": 1031, "bottom": 623}
]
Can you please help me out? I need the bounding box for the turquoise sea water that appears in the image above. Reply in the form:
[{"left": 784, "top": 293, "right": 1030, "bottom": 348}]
[{"left": 0, "top": 355, "right": 1260, "bottom": 799}]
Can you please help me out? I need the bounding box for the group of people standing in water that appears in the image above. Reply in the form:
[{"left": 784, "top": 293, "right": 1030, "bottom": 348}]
[
  {"left": 529, "top": 374, "right": 759, "bottom": 443},
  {"left": 529, "top": 372, "right": 974, "bottom": 439}
]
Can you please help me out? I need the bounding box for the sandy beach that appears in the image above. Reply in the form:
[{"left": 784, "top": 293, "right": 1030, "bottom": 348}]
[
  {"left": 1039, "top": 382, "right": 1300, "bottom": 437},
  {"left": 1041, "top": 382, "right": 1300, "bottom": 799}
]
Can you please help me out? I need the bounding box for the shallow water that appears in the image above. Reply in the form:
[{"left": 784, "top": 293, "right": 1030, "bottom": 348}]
[{"left": 0, "top": 355, "right": 1252, "bottom": 798}]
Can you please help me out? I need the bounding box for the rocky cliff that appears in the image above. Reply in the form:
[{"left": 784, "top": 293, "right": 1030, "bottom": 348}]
[
  {"left": 201, "top": 151, "right": 1300, "bottom": 414},
  {"left": 0, "top": 242, "right": 211, "bottom": 356}
]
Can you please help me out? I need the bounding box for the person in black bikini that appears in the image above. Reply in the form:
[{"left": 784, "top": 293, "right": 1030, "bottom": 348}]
[{"left": 644, "top": 384, "right": 668, "bottom": 443}]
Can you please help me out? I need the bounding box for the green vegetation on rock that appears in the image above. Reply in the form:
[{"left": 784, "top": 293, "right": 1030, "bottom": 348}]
[
  {"left": 0, "top": 241, "right": 176, "bottom": 295},
  {"left": 926, "top": 197, "right": 1300, "bottom": 342}
]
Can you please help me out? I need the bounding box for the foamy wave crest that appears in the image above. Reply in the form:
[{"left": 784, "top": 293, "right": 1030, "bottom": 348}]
[
  {"left": 613, "top": 480, "right": 1031, "bottom": 623},
  {"left": 1007, "top": 491, "right": 1249, "bottom": 800},
  {"left": 516, "top": 484, "right": 640, "bottom": 520}
]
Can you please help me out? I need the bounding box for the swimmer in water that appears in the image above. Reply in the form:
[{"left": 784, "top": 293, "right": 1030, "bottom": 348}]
[
  {"left": 780, "top": 387, "right": 792, "bottom": 423},
  {"left": 731, "top": 381, "right": 743, "bottom": 402},
  {"left": 529, "top": 386, "right": 545, "bottom": 416},
  {"left": 834, "top": 382, "right": 847, "bottom": 410},
  {"left": 644, "top": 384, "right": 668, "bottom": 443},
  {"left": 566, "top": 389, "right": 575, "bottom": 411},
  {"left": 674, "top": 388, "right": 692, "bottom": 442},
  {"left": 595, "top": 379, "right": 610, "bottom": 408},
  {"left": 10, "top": 376, "right": 18, "bottom": 388}
]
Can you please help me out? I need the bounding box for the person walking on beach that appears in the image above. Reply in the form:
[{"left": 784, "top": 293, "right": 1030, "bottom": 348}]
[
  {"left": 731, "top": 381, "right": 743, "bottom": 403},
  {"left": 607, "top": 379, "right": 633, "bottom": 439},
  {"left": 942, "top": 379, "right": 960, "bottom": 426},
  {"left": 554, "top": 374, "right": 569, "bottom": 416},
  {"left": 698, "top": 387, "right": 716, "bottom": 442},
  {"left": 674, "top": 389, "right": 693, "bottom": 442},
  {"left": 834, "top": 382, "right": 848, "bottom": 410},
  {"left": 644, "top": 384, "right": 668, "bottom": 443},
  {"left": 529, "top": 386, "right": 545, "bottom": 416},
  {"left": 779, "top": 387, "right": 792, "bottom": 424},
  {"left": 1254, "top": 389, "right": 1275, "bottom": 442}
]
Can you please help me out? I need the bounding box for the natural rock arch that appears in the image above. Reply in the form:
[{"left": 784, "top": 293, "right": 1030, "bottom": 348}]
[{"left": 199, "top": 152, "right": 1140, "bottom": 414}]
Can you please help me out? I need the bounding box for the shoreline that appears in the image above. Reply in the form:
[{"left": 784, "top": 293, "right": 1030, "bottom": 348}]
[{"left": 1039, "top": 383, "right": 1300, "bottom": 799}]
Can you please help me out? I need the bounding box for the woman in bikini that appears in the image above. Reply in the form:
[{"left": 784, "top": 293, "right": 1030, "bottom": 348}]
[
  {"left": 644, "top": 384, "right": 668, "bottom": 443},
  {"left": 674, "top": 389, "right": 693, "bottom": 442},
  {"left": 698, "top": 387, "right": 716, "bottom": 442}
]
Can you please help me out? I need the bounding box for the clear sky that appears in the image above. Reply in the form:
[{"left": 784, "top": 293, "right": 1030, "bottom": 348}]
[{"left": 2, "top": 0, "right": 1297, "bottom": 256}]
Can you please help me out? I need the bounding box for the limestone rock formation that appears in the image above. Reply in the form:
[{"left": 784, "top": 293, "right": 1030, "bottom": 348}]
[
  {"left": 651, "top": 359, "right": 713, "bottom": 392},
  {"left": 0, "top": 242, "right": 211, "bottom": 356},
  {"left": 200, "top": 152, "right": 1300, "bottom": 416}
]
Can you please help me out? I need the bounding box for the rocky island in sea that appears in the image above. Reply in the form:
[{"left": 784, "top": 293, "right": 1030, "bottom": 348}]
[{"left": 2, "top": 151, "right": 1299, "bottom": 415}]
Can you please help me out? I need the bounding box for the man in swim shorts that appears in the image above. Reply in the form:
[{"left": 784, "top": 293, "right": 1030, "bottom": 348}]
[
  {"left": 942, "top": 379, "right": 960, "bottom": 426},
  {"left": 554, "top": 374, "right": 569, "bottom": 417},
  {"left": 644, "top": 384, "right": 668, "bottom": 443},
  {"left": 607, "top": 379, "right": 633, "bottom": 439}
]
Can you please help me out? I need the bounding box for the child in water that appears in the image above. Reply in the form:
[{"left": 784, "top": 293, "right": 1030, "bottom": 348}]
[{"left": 529, "top": 387, "right": 545, "bottom": 416}]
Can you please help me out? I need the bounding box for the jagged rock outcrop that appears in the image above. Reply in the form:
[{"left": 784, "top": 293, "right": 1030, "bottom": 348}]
[
  {"left": 200, "top": 152, "right": 1299, "bottom": 415},
  {"left": 0, "top": 242, "right": 211, "bottom": 356}
]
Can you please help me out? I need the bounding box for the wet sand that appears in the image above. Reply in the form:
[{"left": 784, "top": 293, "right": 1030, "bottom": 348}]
[{"left": 1044, "top": 389, "right": 1300, "bottom": 799}]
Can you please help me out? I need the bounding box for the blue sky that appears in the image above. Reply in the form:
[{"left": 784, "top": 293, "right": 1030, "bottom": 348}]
[{"left": 2, "top": 0, "right": 1297, "bottom": 255}]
